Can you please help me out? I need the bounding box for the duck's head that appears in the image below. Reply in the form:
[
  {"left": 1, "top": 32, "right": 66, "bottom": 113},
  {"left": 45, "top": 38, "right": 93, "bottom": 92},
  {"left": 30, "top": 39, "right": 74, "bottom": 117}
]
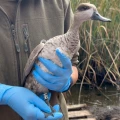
[{"left": 75, "top": 3, "right": 111, "bottom": 23}]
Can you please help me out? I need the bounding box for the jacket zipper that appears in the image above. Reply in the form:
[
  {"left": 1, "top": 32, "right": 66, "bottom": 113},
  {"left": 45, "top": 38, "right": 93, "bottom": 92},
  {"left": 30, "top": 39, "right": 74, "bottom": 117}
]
[
  {"left": 11, "top": 24, "right": 21, "bottom": 85},
  {"left": 0, "top": 6, "right": 21, "bottom": 85},
  {"left": 11, "top": 24, "right": 20, "bottom": 52},
  {"left": 22, "top": 24, "right": 30, "bottom": 55}
]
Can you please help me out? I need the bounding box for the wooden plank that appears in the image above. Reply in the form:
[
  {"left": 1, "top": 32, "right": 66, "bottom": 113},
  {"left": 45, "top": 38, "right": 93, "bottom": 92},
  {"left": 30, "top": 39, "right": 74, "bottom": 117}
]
[
  {"left": 69, "top": 118, "right": 96, "bottom": 120},
  {"left": 68, "top": 110, "right": 92, "bottom": 118},
  {"left": 79, "top": 118, "right": 96, "bottom": 120},
  {"left": 67, "top": 104, "right": 87, "bottom": 111},
  {"left": 67, "top": 104, "right": 96, "bottom": 120}
]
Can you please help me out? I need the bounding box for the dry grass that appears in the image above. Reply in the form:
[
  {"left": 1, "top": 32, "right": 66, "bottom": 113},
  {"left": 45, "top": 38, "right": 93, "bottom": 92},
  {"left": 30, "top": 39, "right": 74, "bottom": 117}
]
[{"left": 70, "top": 0, "right": 120, "bottom": 97}]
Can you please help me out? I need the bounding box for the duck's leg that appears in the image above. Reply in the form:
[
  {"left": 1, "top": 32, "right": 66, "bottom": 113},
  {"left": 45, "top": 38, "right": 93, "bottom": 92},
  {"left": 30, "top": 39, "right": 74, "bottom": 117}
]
[{"left": 43, "top": 93, "right": 55, "bottom": 117}]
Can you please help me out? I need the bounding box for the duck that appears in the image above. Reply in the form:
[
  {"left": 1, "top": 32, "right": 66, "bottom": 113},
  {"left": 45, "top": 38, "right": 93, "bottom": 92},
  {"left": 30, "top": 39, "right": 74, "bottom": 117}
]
[{"left": 23, "top": 2, "right": 111, "bottom": 115}]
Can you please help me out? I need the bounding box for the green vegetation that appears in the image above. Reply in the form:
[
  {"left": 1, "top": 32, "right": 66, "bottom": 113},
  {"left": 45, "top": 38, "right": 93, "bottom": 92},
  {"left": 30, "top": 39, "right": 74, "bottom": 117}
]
[{"left": 70, "top": 0, "right": 120, "bottom": 90}]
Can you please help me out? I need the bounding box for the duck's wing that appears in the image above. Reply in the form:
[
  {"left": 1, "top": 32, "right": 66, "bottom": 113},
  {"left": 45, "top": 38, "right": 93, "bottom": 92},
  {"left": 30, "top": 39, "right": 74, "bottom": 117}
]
[{"left": 22, "top": 40, "right": 45, "bottom": 84}]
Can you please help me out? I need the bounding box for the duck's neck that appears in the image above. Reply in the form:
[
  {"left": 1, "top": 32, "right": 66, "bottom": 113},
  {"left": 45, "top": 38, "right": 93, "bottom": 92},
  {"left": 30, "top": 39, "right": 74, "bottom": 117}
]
[
  {"left": 68, "top": 17, "right": 83, "bottom": 33},
  {"left": 66, "top": 16, "right": 83, "bottom": 42},
  {"left": 63, "top": 17, "right": 82, "bottom": 56}
]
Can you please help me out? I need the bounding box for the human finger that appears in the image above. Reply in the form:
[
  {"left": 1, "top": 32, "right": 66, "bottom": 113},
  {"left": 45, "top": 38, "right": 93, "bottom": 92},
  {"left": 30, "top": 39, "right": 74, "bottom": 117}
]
[
  {"left": 34, "top": 64, "right": 62, "bottom": 83},
  {"left": 38, "top": 57, "right": 62, "bottom": 76},
  {"left": 56, "top": 49, "right": 72, "bottom": 70},
  {"left": 32, "top": 70, "right": 58, "bottom": 90}
]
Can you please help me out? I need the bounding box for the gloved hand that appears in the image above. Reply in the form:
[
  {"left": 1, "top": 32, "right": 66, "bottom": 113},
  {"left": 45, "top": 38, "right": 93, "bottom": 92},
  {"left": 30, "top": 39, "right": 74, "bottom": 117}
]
[
  {"left": 39, "top": 93, "right": 62, "bottom": 120},
  {"left": 32, "top": 49, "right": 73, "bottom": 92},
  {"left": 0, "top": 84, "right": 63, "bottom": 120}
]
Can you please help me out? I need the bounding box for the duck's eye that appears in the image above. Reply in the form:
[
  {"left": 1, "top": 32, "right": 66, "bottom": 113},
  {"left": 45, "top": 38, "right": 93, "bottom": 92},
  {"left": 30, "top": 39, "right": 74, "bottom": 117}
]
[
  {"left": 77, "top": 5, "right": 90, "bottom": 11},
  {"left": 83, "top": 6, "right": 89, "bottom": 10}
]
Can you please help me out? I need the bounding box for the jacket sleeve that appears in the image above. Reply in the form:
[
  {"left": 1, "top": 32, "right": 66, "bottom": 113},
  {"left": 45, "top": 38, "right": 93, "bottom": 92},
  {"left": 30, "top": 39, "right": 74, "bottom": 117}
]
[{"left": 63, "top": 0, "right": 80, "bottom": 66}]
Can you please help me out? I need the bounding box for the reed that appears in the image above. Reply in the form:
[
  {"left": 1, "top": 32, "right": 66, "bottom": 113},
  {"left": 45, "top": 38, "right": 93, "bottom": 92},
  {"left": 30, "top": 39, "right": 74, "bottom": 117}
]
[{"left": 70, "top": 0, "right": 120, "bottom": 90}]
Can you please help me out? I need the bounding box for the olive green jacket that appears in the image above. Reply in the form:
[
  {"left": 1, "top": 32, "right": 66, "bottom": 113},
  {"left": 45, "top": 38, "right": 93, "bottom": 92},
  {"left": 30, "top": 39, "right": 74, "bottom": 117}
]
[{"left": 0, "top": 0, "right": 78, "bottom": 119}]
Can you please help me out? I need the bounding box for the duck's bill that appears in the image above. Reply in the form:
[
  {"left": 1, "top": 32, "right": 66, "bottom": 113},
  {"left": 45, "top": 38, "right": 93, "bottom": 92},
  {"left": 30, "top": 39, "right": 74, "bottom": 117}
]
[{"left": 91, "top": 11, "right": 111, "bottom": 22}]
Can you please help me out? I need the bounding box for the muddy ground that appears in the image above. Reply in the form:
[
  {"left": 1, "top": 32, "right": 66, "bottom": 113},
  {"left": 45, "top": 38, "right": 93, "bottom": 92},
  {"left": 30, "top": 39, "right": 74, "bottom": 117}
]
[{"left": 88, "top": 105, "right": 120, "bottom": 120}]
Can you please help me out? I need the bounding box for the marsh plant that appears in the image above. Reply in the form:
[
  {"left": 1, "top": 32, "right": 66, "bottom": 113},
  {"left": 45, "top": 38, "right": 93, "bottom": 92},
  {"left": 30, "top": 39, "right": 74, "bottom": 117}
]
[{"left": 70, "top": 0, "right": 120, "bottom": 93}]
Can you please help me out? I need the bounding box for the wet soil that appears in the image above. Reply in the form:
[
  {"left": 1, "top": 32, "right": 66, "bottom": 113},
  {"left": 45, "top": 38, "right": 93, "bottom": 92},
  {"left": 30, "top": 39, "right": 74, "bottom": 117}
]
[
  {"left": 88, "top": 105, "right": 120, "bottom": 120},
  {"left": 68, "top": 84, "right": 120, "bottom": 120}
]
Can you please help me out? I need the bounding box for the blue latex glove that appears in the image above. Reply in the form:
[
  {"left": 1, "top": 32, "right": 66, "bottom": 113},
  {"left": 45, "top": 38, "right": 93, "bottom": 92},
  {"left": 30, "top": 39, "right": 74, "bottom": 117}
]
[
  {"left": 0, "top": 84, "right": 63, "bottom": 120},
  {"left": 32, "top": 49, "right": 73, "bottom": 92},
  {"left": 39, "top": 93, "right": 63, "bottom": 120}
]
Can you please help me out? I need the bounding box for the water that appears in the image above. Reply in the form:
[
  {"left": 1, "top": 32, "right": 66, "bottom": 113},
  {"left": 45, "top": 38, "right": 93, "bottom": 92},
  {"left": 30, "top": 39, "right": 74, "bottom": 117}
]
[{"left": 67, "top": 84, "right": 120, "bottom": 107}]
